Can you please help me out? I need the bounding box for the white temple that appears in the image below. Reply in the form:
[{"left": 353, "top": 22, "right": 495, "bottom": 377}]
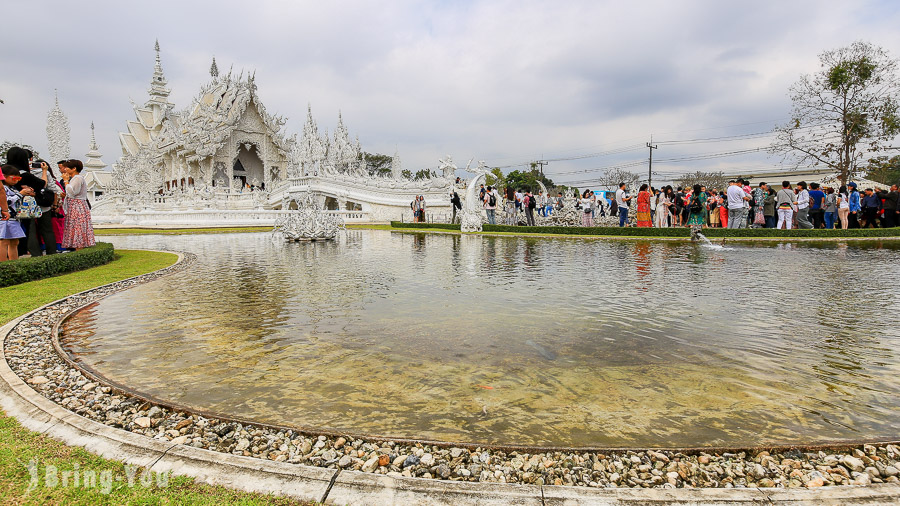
[
  {"left": 88, "top": 41, "right": 455, "bottom": 226},
  {"left": 82, "top": 122, "right": 111, "bottom": 201}
]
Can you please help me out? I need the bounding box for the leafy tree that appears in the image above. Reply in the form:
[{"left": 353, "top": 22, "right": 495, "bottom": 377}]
[
  {"left": 485, "top": 168, "right": 505, "bottom": 189},
  {"left": 503, "top": 169, "right": 555, "bottom": 193},
  {"left": 412, "top": 169, "right": 435, "bottom": 181},
  {"left": 595, "top": 167, "right": 640, "bottom": 190},
  {"left": 675, "top": 171, "right": 729, "bottom": 190},
  {"left": 773, "top": 41, "right": 900, "bottom": 184},
  {"left": 864, "top": 154, "right": 900, "bottom": 186},
  {"left": 363, "top": 152, "right": 393, "bottom": 177},
  {"left": 0, "top": 141, "right": 40, "bottom": 164},
  {"left": 401, "top": 169, "right": 412, "bottom": 179}
]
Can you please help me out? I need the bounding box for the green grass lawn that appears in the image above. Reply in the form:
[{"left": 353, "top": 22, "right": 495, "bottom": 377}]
[{"left": 0, "top": 250, "right": 315, "bottom": 505}]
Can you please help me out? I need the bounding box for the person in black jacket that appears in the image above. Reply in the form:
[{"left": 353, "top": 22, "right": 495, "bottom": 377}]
[
  {"left": 5, "top": 147, "right": 48, "bottom": 257},
  {"left": 876, "top": 185, "right": 899, "bottom": 228},
  {"left": 449, "top": 189, "right": 461, "bottom": 223}
]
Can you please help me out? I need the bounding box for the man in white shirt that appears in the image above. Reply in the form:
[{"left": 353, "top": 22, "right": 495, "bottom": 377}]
[
  {"left": 483, "top": 185, "right": 498, "bottom": 224},
  {"left": 795, "top": 181, "right": 813, "bottom": 229},
  {"left": 726, "top": 180, "right": 750, "bottom": 229},
  {"left": 615, "top": 183, "right": 632, "bottom": 227}
]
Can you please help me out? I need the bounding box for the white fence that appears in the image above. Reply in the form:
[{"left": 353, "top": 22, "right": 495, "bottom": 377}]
[{"left": 94, "top": 209, "right": 370, "bottom": 228}]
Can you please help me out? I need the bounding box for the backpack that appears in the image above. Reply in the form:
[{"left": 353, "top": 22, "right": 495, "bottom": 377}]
[
  {"left": 527, "top": 196, "right": 536, "bottom": 209},
  {"left": 17, "top": 196, "right": 43, "bottom": 219},
  {"left": 488, "top": 193, "right": 496, "bottom": 207},
  {"left": 35, "top": 187, "right": 55, "bottom": 207},
  {"left": 689, "top": 196, "right": 702, "bottom": 214}
]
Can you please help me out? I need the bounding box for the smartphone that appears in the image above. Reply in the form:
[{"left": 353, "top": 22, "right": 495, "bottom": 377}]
[{"left": 31, "top": 162, "right": 42, "bottom": 169}]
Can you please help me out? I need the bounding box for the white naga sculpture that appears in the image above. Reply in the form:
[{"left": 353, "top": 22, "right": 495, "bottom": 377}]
[
  {"left": 273, "top": 193, "right": 345, "bottom": 241},
  {"left": 460, "top": 160, "right": 489, "bottom": 232}
]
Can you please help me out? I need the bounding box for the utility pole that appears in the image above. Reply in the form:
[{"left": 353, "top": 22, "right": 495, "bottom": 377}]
[
  {"left": 532, "top": 159, "right": 548, "bottom": 177},
  {"left": 646, "top": 137, "right": 658, "bottom": 188}
]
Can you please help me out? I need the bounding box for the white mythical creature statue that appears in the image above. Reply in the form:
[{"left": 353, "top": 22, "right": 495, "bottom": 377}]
[
  {"left": 438, "top": 155, "right": 457, "bottom": 179},
  {"left": 460, "top": 160, "right": 489, "bottom": 232},
  {"left": 273, "top": 192, "right": 345, "bottom": 241}
]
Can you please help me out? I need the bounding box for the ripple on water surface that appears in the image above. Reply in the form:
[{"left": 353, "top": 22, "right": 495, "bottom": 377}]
[{"left": 60, "top": 232, "right": 900, "bottom": 447}]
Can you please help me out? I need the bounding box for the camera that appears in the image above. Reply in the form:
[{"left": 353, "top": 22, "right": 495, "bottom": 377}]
[{"left": 31, "top": 162, "right": 42, "bottom": 169}]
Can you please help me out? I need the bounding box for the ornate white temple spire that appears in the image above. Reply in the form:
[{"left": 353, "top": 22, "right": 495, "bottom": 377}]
[
  {"left": 46, "top": 90, "right": 71, "bottom": 164},
  {"left": 210, "top": 56, "right": 219, "bottom": 79},
  {"left": 84, "top": 121, "right": 107, "bottom": 171},
  {"left": 148, "top": 39, "right": 172, "bottom": 106}
]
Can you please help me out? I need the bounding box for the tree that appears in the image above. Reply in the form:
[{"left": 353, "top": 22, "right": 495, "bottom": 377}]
[
  {"left": 363, "top": 152, "right": 393, "bottom": 177},
  {"left": 0, "top": 141, "right": 40, "bottom": 164},
  {"left": 864, "top": 154, "right": 900, "bottom": 186},
  {"left": 501, "top": 169, "right": 555, "bottom": 193},
  {"left": 595, "top": 167, "right": 640, "bottom": 190},
  {"left": 412, "top": 169, "right": 434, "bottom": 181},
  {"left": 485, "top": 168, "right": 505, "bottom": 189},
  {"left": 675, "top": 170, "right": 729, "bottom": 190},
  {"left": 773, "top": 41, "right": 900, "bottom": 184},
  {"left": 400, "top": 169, "right": 412, "bottom": 179}
]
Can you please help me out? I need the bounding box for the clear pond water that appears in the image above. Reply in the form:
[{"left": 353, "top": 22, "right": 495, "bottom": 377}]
[{"left": 61, "top": 231, "right": 900, "bottom": 447}]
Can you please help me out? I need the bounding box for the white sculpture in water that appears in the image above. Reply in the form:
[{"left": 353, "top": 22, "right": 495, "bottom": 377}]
[
  {"left": 460, "top": 160, "right": 490, "bottom": 232},
  {"left": 274, "top": 193, "right": 345, "bottom": 241}
]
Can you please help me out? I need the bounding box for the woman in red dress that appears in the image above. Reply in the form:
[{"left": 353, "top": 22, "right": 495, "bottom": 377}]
[{"left": 636, "top": 184, "right": 653, "bottom": 227}]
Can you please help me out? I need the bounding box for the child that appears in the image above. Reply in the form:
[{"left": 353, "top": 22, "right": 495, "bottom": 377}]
[{"left": 0, "top": 165, "right": 26, "bottom": 261}]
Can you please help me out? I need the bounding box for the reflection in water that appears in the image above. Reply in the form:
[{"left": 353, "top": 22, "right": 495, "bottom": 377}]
[{"left": 61, "top": 232, "right": 900, "bottom": 447}]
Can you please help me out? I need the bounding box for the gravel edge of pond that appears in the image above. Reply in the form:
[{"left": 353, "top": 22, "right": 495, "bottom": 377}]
[{"left": 4, "top": 251, "right": 900, "bottom": 490}]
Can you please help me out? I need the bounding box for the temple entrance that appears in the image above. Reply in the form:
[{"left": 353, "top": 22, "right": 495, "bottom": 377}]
[{"left": 233, "top": 143, "right": 264, "bottom": 187}]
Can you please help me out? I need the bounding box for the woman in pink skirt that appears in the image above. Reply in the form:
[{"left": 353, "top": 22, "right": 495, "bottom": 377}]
[{"left": 61, "top": 159, "right": 95, "bottom": 250}]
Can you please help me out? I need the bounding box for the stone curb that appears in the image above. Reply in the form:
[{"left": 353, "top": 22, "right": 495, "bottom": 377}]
[{"left": 2, "top": 253, "right": 900, "bottom": 504}]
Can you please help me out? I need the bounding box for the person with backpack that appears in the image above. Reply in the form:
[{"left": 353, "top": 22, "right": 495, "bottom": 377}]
[
  {"left": 5, "top": 147, "right": 48, "bottom": 256},
  {"left": 483, "top": 185, "right": 498, "bottom": 225},
  {"left": 524, "top": 190, "right": 537, "bottom": 226},
  {"left": 686, "top": 184, "right": 707, "bottom": 227},
  {"left": 0, "top": 165, "right": 27, "bottom": 261},
  {"left": 27, "top": 159, "right": 58, "bottom": 255}
]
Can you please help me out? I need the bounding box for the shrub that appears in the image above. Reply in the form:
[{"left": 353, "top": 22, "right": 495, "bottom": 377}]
[
  {"left": 0, "top": 243, "right": 115, "bottom": 287},
  {"left": 389, "top": 221, "right": 900, "bottom": 239},
  {"left": 390, "top": 222, "right": 461, "bottom": 230}
]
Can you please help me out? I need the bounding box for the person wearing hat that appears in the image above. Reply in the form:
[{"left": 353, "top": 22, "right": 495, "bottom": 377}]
[{"left": 847, "top": 182, "right": 861, "bottom": 229}]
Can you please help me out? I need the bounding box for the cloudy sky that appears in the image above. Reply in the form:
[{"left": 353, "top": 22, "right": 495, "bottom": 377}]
[{"left": 2, "top": 0, "right": 899, "bottom": 186}]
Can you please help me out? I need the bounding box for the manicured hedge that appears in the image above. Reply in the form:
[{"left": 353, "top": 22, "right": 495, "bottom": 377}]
[
  {"left": 0, "top": 242, "right": 115, "bottom": 287},
  {"left": 701, "top": 228, "right": 900, "bottom": 238},
  {"left": 391, "top": 222, "right": 461, "bottom": 230},
  {"left": 389, "top": 221, "right": 900, "bottom": 239},
  {"left": 483, "top": 224, "right": 691, "bottom": 237}
]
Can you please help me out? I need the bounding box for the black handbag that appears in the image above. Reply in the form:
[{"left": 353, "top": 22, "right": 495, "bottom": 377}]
[{"left": 34, "top": 187, "right": 55, "bottom": 207}]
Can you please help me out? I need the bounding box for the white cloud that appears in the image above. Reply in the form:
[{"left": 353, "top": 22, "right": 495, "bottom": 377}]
[{"left": 1, "top": 0, "right": 898, "bottom": 184}]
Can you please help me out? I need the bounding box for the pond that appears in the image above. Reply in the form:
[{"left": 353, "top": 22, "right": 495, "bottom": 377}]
[{"left": 61, "top": 231, "right": 900, "bottom": 448}]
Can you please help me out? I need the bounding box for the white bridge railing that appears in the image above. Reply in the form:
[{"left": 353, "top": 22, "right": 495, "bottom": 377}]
[{"left": 94, "top": 209, "right": 370, "bottom": 227}]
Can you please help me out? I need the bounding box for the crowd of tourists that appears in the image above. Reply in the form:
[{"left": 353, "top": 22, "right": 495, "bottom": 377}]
[
  {"left": 0, "top": 146, "right": 96, "bottom": 261},
  {"left": 435, "top": 177, "right": 900, "bottom": 231},
  {"left": 627, "top": 179, "right": 899, "bottom": 229}
]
